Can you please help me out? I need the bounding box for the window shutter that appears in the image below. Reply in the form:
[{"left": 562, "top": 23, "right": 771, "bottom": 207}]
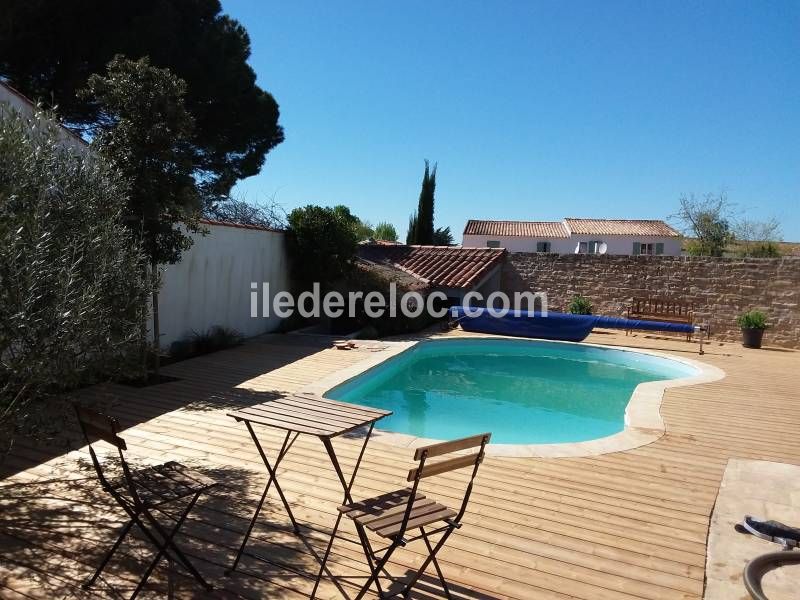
[
  {"left": 655, "top": 243, "right": 664, "bottom": 255},
  {"left": 632, "top": 242, "right": 640, "bottom": 255}
]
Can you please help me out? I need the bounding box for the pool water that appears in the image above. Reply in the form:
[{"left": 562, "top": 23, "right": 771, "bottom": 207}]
[{"left": 325, "top": 339, "right": 697, "bottom": 444}]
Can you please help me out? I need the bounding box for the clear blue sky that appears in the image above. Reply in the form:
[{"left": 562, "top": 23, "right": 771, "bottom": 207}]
[{"left": 223, "top": 0, "right": 800, "bottom": 241}]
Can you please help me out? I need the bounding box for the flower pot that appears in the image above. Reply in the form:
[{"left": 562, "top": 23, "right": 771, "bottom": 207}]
[{"left": 741, "top": 327, "right": 765, "bottom": 349}]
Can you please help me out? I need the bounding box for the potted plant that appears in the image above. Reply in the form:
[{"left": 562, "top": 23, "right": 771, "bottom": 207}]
[
  {"left": 736, "top": 310, "right": 767, "bottom": 349},
  {"left": 568, "top": 295, "right": 593, "bottom": 315}
]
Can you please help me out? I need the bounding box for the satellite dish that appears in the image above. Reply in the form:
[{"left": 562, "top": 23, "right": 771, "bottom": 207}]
[{"left": 598, "top": 242, "right": 608, "bottom": 255}]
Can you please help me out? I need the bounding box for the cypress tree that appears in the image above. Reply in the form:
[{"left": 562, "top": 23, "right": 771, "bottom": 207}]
[
  {"left": 406, "top": 212, "right": 418, "bottom": 245},
  {"left": 414, "top": 160, "right": 437, "bottom": 244}
]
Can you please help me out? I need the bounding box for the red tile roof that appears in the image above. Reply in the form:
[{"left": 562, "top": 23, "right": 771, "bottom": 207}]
[
  {"left": 463, "top": 220, "right": 569, "bottom": 237},
  {"left": 358, "top": 244, "right": 506, "bottom": 289},
  {"left": 564, "top": 218, "right": 679, "bottom": 237}
]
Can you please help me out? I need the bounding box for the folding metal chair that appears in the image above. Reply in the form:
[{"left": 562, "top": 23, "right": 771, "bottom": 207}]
[
  {"left": 315, "top": 432, "right": 491, "bottom": 599},
  {"left": 74, "top": 406, "right": 217, "bottom": 599}
]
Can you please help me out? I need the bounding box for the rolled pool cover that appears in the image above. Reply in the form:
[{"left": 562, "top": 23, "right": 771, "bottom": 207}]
[{"left": 451, "top": 307, "right": 695, "bottom": 342}]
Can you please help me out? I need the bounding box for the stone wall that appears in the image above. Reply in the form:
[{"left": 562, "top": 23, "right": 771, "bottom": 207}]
[{"left": 502, "top": 254, "right": 800, "bottom": 348}]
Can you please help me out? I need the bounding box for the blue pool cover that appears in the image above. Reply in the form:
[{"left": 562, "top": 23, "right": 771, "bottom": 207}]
[{"left": 452, "top": 307, "right": 695, "bottom": 342}]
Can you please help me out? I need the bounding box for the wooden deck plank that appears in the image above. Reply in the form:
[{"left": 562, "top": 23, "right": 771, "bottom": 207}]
[{"left": 1, "top": 331, "right": 798, "bottom": 599}]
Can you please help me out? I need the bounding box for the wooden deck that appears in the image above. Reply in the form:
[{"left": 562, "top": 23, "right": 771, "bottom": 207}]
[{"left": 1, "top": 330, "right": 799, "bottom": 599}]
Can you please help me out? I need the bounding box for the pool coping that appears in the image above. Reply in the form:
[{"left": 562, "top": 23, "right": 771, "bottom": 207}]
[{"left": 300, "top": 336, "right": 726, "bottom": 458}]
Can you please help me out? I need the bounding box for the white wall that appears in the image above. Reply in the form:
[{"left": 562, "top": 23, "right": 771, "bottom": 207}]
[
  {"left": 153, "top": 222, "right": 289, "bottom": 349},
  {"left": 462, "top": 234, "right": 558, "bottom": 252},
  {"left": 1, "top": 83, "right": 87, "bottom": 153},
  {"left": 462, "top": 233, "right": 682, "bottom": 256}
]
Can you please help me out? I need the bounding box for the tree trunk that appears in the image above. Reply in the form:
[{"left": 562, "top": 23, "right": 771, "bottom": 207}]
[
  {"left": 140, "top": 316, "right": 148, "bottom": 383},
  {"left": 140, "top": 261, "right": 150, "bottom": 383},
  {"left": 151, "top": 259, "right": 160, "bottom": 378}
]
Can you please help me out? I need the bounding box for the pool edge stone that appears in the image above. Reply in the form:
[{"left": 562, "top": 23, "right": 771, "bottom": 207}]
[{"left": 300, "top": 336, "right": 727, "bottom": 459}]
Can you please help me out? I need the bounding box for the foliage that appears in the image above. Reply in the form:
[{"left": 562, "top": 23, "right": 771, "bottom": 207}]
[
  {"left": 734, "top": 219, "right": 783, "bottom": 257},
  {"left": 0, "top": 0, "right": 283, "bottom": 196},
  {"left": 353, "top": 218, "right": 374, "bottom": 241},
  {"left": 287, "top": 205, "right": 361, "bottom": 284},
  {"left": 408, "top": 160, "right": 437, "bottom": 245},
  {"left": 406, "top": 212, "right": 418, "bottom": 244},
  {"left": 373, "top": 222, "right": 398, "bottom": 242},
  {"left": 674, "top": 192, "right": 735, "bottom": 257},
  {"left": 736, "top": 310, "right": 767, "bottom": 330},
  {"left": 0, "top": 107, "right": 151, "bottom": 452},
  {"left": 567, "top": 295, "right": 593, "bottom": 315},
  {"left": 737, "top": 242, "right": 781, "bottom": 258},
  {"left": 205, "top": 195, "right": 285, "bottom": 229},
  {"left": 80, "top": 55, "right": 205, "bottom": 371},
  {"left": 433, "top": 226, "right": 454, "bottom": 246},
  {"left": 683, "top": 239, "right": 706, "bottom": 256},
  {"left": 330, "top": 206, "right": 374, "bottom": 241},
  {"left": 80, "top": 56, "right": 202, "bottom": 266},
  {"left": 170, "top": 326, "right": 243, "bottom": 359},
  {"left": 679, "top": 196, "right": 784, "bottom": 257}
]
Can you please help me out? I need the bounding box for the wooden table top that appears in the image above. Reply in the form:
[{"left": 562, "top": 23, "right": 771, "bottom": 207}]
[{"left": 227, "top": 391, "right": 392, "bottom": 438}]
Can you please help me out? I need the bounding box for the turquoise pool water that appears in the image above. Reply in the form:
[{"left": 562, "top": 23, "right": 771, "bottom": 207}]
[{"left": 325, "top": 339, "right": 697, "bottom": 444}]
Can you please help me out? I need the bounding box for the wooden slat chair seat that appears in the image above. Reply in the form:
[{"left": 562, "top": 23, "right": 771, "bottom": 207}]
[
  {"left": 339, "top": 488, "right": 457, "bottom": 539},
  {"left": 74, "top": 406, "right": 217, "bottom": 599},
  {"left": 314, "top": 432, "right": 491, "bottom": 600}
]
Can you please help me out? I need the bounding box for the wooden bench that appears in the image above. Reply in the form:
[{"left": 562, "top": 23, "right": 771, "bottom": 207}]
[{"left": 626, "top": 296, "right": 695, "bottom": 340}]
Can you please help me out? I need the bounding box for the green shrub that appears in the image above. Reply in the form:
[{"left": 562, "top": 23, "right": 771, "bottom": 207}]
[
  {"left": 736, "top": 310, "right": 767, "bottom": 330},
  {"left": 167, "top": 339, "right": 194, "bottom": 361},
  {"left": 738, "top": 242, "right": 781, "bottom": 258},
  {"left": 568, "top": 295, "right": 593, "bottom": 315},
  {"left": 373, "top": 222, "right": 398, "bottom": 242},
  {"left": 184, "top": 326, "right": 243, "bottom": 356},
  {"left": 286, "top": 205, "right": 361, "bottom": 285}
]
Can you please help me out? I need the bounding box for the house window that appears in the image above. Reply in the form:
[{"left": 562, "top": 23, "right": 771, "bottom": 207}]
[
  {"left": 486, "top": 240, "right": 501, "bottom": 248},
  {"left": 579, "top": 240, "right": 603, "bottom": 254},
  {"left": 536, "top": 241, "right": 551, "bottom": 252},
  {"left": 633, "top": 242, "right": 665, "bottom": 255}
]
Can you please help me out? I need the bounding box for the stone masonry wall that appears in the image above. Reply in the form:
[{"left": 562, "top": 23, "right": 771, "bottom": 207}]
[{"left": 502, "top": 254, "right": 800, "bottom": 348}]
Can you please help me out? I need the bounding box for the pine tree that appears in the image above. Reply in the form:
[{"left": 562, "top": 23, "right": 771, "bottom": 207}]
[{"left": 433, "top": 226, "right": 454, "bottom": 246}]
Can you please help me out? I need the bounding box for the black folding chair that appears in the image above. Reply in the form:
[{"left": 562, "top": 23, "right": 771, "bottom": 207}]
[
  {"left": 74, "top": 406, "right": 217, "bottom": 599},
  {"left": 315, "top": 432, "right": 491, "bottom": 599}
]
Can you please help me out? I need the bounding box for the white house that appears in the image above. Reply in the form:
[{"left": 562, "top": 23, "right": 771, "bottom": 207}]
[{"left": 462, "top": 218, "right": 683, "bottom": 256}]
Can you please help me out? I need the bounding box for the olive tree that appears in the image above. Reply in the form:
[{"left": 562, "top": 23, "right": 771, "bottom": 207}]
[
  {"left": 674, "top": 192, "right": 735, "bottom": 256},
  {"left": 0, "top": 107, "right": 151, "bottom": 455}
]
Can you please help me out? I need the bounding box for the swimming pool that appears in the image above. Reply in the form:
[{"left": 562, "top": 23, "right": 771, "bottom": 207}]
[{"left": 325, "top": 338, "right": 698, "bottom": 444}]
